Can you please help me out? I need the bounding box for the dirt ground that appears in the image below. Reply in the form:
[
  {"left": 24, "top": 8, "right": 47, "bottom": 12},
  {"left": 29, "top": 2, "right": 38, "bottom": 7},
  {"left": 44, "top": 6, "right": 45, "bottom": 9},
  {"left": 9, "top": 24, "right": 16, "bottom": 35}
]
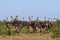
[{"left": 0, "top": 33, "right": 59, "bottom": 40}]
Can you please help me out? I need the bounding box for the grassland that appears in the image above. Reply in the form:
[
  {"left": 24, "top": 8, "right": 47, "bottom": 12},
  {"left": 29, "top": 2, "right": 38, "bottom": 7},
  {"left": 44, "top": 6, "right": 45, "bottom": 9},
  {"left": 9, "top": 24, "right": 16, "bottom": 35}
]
[{"left": 0, "top": 33, "right": 59, "bottom": 40}]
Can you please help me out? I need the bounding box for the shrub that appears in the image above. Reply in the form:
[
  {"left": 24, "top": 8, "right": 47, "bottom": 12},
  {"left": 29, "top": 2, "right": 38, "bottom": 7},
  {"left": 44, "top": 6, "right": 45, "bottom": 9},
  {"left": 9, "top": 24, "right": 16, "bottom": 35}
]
[{"left": 50, "top": 20, "right": 60, "bottom": 38}]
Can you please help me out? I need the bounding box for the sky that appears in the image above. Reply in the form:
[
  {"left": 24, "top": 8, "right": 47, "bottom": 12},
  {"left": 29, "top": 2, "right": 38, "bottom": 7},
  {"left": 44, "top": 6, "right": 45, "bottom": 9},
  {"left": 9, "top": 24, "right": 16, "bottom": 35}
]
[{"left": 0, "top": 0, "right": 60, "bottom": 21}]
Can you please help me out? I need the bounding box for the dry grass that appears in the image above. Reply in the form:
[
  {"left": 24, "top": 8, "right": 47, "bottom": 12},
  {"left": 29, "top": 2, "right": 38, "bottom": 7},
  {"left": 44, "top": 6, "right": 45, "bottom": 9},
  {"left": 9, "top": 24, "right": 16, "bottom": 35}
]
[{"left": 0, "top": 33, "right": 59, "bottom": 40}]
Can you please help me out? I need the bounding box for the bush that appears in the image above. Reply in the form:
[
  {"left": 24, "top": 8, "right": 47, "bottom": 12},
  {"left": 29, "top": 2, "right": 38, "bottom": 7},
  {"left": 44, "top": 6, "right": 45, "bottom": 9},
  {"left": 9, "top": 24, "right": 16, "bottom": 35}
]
[
  {"left": 20, "top": 26, "right": 30, "bottom": 33},
  {"left": 0, "top": 25, "right": 8, "bottom": 35},
  {"left": 50, "top": 20, "right": 60, "bottom": 38}
]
